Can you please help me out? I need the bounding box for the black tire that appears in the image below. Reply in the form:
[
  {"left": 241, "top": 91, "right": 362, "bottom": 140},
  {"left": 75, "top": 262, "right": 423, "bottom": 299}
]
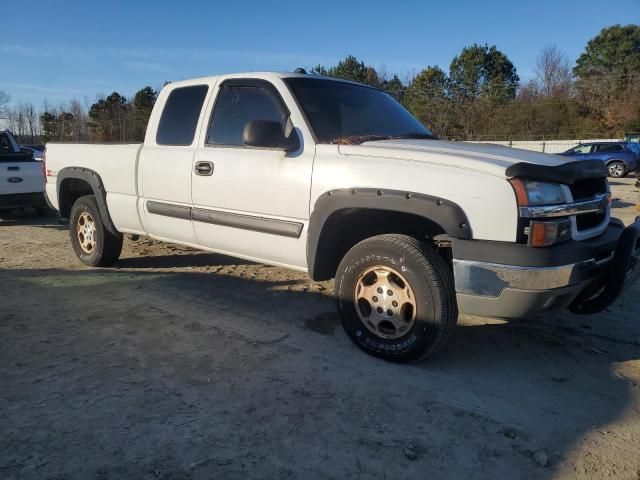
[
  {"left": 607, "top": 161, "right": 627, "bottom": 178},
  {"left": 69, "top": 195, "right": 122, "bottom": 267},
  {"left": 335, "top": 234, "right": 458, "bottom": 363}
]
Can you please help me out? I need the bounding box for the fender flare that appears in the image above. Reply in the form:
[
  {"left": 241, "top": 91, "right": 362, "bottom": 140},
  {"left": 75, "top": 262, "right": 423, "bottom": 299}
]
[
  {"left": 307, "top": 188, "right": 471, "bottom": 279},
  {"left": 57, "top": 167, "right": 118, "bottom": 235}
]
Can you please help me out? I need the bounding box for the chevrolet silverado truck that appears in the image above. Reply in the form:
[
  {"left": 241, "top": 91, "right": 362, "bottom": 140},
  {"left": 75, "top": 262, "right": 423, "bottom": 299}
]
[
  {"left": 1, "top": 130, "right": 47, "bottom": 216},
  {"left": 44, "top": 72, "right": 640, "bottom": 362}
]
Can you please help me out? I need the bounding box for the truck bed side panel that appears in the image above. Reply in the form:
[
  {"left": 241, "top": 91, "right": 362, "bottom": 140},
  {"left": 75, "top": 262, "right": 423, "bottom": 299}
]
[{"left": 46, "top": 143, "right": 145, "bottom": 233}]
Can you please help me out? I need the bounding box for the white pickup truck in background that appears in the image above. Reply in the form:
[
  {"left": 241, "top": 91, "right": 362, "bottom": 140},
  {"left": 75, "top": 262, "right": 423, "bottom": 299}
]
[
  {"left": 44, "top": 72, "right": 640, "bottom": 362},
  {"left": 0, "top": 130, "right": 47, "bottom": 216}
]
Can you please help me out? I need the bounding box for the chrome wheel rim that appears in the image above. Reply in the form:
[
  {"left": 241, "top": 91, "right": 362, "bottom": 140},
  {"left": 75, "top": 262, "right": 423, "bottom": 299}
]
[
  {"left": 76, "top": 212, "right": 97, "bottom": 254},
  {"left": 354, "top": 266, "right": 417, "bottom": 340},
  {"left": 609, "top": 163, "right": 624, "bottom": 177}
]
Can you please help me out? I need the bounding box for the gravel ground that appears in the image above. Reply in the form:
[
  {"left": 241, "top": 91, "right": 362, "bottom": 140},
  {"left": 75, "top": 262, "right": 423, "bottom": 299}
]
[{"left": 1, "top": 177, "right": 640, "bottom": 480}]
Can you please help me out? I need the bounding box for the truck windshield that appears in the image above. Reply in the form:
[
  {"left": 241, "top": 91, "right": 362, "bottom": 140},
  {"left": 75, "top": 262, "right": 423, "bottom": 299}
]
[{"left": 285, "top": 77, "right": 434, "bottom": 144}]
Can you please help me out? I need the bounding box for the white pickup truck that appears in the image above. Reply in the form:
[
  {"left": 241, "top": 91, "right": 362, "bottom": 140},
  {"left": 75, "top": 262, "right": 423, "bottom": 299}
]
[
  {"left": 45, "top": 72, "right": 640, "bottom": 362},
  {"left": 1, "top": 130, "right": 47, "bottom": 215}
]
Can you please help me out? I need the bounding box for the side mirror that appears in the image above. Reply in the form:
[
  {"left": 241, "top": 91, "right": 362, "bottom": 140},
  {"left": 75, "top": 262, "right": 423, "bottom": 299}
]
[{"left": 242, "top": 120, "right": 299, "bottom": 152}]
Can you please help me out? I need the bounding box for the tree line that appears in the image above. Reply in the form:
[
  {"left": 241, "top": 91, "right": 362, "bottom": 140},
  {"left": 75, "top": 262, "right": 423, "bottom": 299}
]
[{"left": 1, "top": 24, "right": 638, "bottom": 144}]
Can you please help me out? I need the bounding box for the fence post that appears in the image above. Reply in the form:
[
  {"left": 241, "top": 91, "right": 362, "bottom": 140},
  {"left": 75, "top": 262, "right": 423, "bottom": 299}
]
[{"left": 542, "top": 141, "right": 546, "bottom": 153}]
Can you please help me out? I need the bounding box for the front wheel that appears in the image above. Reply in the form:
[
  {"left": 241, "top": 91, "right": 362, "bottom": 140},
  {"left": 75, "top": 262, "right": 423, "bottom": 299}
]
[
  {"left": 335, "top": 234, "right": 458, "bottom": 363},
  {"left": 69, "top": 195, "right": 122, "bottom": 267},
  {"left": 608, "top": 161, "right": 627, "bottom": 178}
]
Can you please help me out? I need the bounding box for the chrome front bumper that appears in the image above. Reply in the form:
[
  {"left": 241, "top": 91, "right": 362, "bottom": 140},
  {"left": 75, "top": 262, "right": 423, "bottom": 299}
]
[
  {"left": 453, "top": 256, "right": 612, "bottom": 318},
  {"left": 453, "top": 255, "right": 612, "bottom": 298},
  {"left": 452, "top": 218, "right": 640, "bottom": 318}
]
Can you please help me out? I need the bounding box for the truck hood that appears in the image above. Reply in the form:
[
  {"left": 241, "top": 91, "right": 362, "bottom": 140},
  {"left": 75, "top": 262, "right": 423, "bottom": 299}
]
[{"left": 338, "top": 139, "right": 569, "bottom": 178}]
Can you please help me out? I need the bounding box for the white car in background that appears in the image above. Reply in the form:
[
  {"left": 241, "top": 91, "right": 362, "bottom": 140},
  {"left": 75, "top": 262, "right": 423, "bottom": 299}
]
[{"left": 0, "top": 130, "right": 48, "bottom": 216}]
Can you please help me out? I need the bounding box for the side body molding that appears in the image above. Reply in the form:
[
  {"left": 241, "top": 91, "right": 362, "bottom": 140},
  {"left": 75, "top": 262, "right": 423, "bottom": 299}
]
[
  {"left": 307, "top": 188, "right": 471, "bottom": 279},
  {"left": 56, "top": 167, "right": 119, "bottom": 235}
]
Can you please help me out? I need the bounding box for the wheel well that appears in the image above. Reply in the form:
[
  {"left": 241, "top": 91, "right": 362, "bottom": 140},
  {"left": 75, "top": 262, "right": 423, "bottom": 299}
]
[
  {"left": 606, "top": 159, "right": 627, "bottom": 168},
  {"left": 58, "top": 178, "right": 94, "bottom": 218},
  {"left": 311, "top": 208, "right": 448, "bottom": 281}
]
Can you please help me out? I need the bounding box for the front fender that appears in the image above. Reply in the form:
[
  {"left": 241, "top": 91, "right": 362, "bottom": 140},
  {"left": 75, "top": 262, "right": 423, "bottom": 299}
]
[{"left": 307, "top": 187, "right": 471, "bottom": 279}]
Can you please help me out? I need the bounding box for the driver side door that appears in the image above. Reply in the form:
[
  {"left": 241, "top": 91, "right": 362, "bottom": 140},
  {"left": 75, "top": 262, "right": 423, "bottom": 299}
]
[{"left": 191, "top": 78, "right": 314, "bottom": 269}]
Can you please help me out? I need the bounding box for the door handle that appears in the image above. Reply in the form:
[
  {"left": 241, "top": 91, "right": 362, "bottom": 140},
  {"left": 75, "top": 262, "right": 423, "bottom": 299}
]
[
  {"left": 8, "top": 166, "right": 19, "bottom": 171},
  {"left": 195, "top": 161, "right": 214, "bottom": 176}
]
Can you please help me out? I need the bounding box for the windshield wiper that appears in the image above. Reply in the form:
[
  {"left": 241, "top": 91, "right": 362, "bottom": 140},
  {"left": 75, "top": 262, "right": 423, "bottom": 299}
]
[{"left": 332, "top": 132, "right": 438, "bottom": 145}]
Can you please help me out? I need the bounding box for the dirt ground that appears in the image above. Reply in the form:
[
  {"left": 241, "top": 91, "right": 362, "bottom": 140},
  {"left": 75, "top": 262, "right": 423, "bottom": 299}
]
[{"left": 1, "top": 177, "right": 640, "bottom": 480}]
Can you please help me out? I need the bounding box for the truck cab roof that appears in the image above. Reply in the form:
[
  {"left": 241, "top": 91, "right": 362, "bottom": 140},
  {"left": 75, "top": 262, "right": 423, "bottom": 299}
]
[{"left": 165, "top": 71, "right": 369, "bottom": 89}]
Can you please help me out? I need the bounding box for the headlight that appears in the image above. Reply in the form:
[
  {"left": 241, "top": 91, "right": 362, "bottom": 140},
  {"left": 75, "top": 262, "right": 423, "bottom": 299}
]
[
  {"left": 509, "top": 179, "right": 570, "bottom": 206},
  {"left": 509, "top": 178, "right": 573, "bottom": 247}
]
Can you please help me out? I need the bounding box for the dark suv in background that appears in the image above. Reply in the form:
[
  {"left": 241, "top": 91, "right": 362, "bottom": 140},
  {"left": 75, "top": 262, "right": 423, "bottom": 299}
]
[{"left": 560, "top": 142, "right": 639, "bottom": 178}]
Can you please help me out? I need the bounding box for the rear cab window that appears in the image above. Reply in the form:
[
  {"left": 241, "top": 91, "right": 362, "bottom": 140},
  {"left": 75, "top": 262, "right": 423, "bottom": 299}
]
[
  {"left": 0, "top": 133, "right": 14, "bottom": 155},
  {"left": 1, "top": 132, "right": 34, "bottom": 162},
  {"left": 156, "top": 85, "right": 209, "bottom": 146}
]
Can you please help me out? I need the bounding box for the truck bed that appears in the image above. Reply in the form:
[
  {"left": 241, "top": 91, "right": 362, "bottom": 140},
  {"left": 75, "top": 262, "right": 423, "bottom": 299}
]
[
  {"left": 45, "top": 143, "right": 144, "bottom": 233},
  {"left": 45, "top": 143, "right": 143, "bottom": 208}
]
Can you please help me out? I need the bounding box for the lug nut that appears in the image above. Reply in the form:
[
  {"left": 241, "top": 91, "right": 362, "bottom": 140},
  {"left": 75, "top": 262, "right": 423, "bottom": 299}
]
[
  {"left": 387, "top": 290, "right": 393, "bottom": 296},
  {"left": 372, "top": 296, "right": 378, "bottom": 302},
  {"left": 392, "top": 301, "right": 398, "bottom": 307},
  {"left": 377, "top": 287, "right": 383, "bottom": 294}
]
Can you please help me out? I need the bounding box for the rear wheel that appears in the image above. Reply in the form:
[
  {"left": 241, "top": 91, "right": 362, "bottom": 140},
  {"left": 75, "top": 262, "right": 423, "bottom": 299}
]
[
  {"left": 607, "top": 161, "right": 626, "bottom": 178},
  {"left": 69, "top": 195, "right": 122, "bottom": 266},
  {"left": 335, "top": 234, "right": 458, "bottom": 363}
]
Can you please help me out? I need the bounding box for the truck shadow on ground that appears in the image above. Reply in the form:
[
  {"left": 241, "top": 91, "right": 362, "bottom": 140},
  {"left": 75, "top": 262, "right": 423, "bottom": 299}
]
[
  {"left": 116, "top": 252, "right": 253, "bottom": 269},
  {"left": 0, "top": 210, "right": 65, "bottom": 229},
  {"left": 611, "top": 199, "right": 636, "bottom": 209},
  {"left": 2, "top": 265, "right": 638, "bottom": 479}
]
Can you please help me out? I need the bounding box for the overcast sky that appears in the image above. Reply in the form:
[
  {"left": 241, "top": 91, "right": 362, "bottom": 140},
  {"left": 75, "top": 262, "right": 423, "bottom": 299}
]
[{"left": 2, "top": 0, "right": 639, "bottom": 107}]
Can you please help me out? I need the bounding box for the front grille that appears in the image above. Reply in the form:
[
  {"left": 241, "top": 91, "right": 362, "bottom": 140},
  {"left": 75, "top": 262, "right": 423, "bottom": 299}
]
[
  {"left": 576, "top": 211, "right": 606, "bottom": 230},
  {"left": 570, "top": 177, "right": 608, "bottom": 232},
  {"left": 569, "top": 178, "right": 607, "bottom": 201}
]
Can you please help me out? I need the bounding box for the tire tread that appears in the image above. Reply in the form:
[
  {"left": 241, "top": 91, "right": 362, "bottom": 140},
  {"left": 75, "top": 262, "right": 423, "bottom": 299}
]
[
  {"left": 336, "top": 233, "right": 458, "bottom": 362},
  {"left": 70, "top": 195, "right": 122, "bottom": 267}
]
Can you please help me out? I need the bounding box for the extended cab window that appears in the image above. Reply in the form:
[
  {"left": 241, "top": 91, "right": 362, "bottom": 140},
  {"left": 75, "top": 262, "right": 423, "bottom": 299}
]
[
  {"left": 207, "top": 85, "right": 287, "bottom": 146},
  {"left": 156, "top": 85, "right": 208, "bottom": 146}
]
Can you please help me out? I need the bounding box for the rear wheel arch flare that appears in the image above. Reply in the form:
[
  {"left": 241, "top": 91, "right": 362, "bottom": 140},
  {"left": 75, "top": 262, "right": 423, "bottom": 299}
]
[{"left": 57, "top": 167, "right": 118, "bottom": 235}]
